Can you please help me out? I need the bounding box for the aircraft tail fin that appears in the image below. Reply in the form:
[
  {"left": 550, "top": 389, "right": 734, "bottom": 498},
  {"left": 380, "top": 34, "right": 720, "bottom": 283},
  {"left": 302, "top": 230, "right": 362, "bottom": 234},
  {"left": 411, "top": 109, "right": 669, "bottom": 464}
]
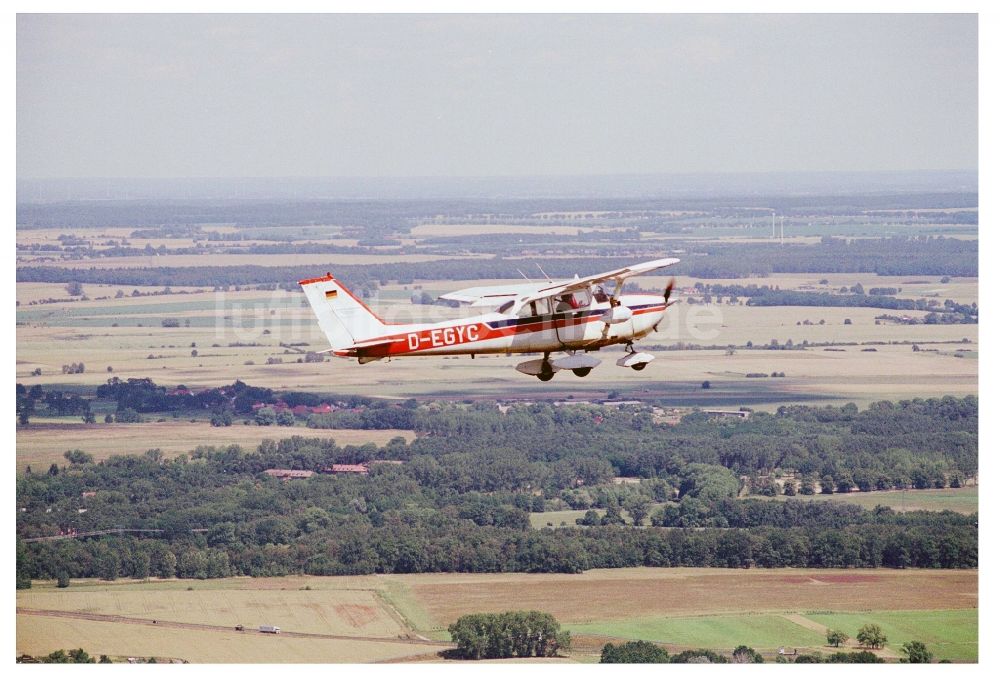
[{"left": 299, "top": 274, "right": 387, "bottom": 350}]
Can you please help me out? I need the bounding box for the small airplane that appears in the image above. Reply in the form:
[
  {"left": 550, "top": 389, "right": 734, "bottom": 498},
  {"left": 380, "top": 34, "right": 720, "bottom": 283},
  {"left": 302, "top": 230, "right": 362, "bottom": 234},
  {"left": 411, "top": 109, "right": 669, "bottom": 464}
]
[{"left": 299, "top": 257, "right": 679, "bottom": 380}]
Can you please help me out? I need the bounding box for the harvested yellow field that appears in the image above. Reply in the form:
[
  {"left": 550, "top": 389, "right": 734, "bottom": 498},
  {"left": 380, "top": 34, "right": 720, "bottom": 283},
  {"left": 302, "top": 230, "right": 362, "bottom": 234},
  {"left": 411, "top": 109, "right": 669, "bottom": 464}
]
[
  {"left": 16, "top": 283, "right": 210, "bottom": 305},
  {"left": 396, "top": 568, "right": 978, "bottom": 627},
  {"left": 18, "top": 588, "right": 408, "bottom": 637},
  {"left": 16, "top": 615, "right": 446, "bottom": 663},
  {"left": 16, "top": 421, "right": 414, "bottom": 470}
]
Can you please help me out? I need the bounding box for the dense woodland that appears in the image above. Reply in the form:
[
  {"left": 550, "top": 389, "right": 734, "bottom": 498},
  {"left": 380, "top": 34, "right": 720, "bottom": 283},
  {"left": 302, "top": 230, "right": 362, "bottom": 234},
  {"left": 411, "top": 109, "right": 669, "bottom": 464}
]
[{"left": 17, "top": 395, "right": 977, "bottom": 583}]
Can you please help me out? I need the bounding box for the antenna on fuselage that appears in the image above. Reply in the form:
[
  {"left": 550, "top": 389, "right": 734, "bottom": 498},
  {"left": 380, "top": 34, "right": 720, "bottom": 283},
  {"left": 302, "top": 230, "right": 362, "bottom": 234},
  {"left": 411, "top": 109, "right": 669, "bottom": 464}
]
[
  {"left": 535, "top": 263, "right": 552, "bottom": 282},
  {"left": 515, "top": 268, "right": 533, "bottom": 282}
]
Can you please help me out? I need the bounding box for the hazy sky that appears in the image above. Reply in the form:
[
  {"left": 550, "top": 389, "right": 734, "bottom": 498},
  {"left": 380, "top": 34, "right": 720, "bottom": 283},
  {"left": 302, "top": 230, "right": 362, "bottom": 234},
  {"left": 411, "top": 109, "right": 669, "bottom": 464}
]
[{"left": 17, "top": 13, "right": 977, "bottom": 178}]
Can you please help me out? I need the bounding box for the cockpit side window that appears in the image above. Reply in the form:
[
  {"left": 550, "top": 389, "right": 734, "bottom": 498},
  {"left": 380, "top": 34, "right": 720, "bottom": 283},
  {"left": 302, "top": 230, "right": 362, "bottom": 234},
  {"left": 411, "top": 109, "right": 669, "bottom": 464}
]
[
  {"left": 497, "top": 300, "right": 516, "bottom": 314},
  {"left": 516, "top": 298, "right": 553, "bottom": 318},
  {"left": 552, "top": 289, "right": 591, "bottom": 313}
]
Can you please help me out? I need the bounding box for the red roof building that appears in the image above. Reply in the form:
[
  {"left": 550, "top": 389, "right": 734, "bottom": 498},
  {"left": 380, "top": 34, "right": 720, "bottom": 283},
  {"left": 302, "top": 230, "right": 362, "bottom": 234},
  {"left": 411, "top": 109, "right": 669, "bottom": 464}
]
[{"left": 321, "top": 464, "right": 369, "bottom": 475}]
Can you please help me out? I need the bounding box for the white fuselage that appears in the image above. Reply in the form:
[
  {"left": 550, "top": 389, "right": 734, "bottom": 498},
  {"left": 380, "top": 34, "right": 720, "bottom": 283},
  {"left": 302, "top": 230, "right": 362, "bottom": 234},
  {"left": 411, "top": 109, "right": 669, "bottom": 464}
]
[{"left": 341, "top": 294, "right": 668, "bottom": 362}]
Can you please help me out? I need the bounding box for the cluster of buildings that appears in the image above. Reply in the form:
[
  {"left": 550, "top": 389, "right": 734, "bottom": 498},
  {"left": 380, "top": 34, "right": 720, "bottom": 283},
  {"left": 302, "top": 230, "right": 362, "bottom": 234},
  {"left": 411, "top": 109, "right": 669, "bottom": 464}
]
[{"left": 263, "top": 460, "right": 402, "bottom": 481}]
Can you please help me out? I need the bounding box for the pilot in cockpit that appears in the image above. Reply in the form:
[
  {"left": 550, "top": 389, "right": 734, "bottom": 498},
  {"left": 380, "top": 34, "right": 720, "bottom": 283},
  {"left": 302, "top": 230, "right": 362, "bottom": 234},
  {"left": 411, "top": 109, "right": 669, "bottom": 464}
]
[
  {"left": 555, "top": 293, "right": 576, "bottom": 312},
  {"left": 593, "top": 285, "right": 610, "bottom": 304}
]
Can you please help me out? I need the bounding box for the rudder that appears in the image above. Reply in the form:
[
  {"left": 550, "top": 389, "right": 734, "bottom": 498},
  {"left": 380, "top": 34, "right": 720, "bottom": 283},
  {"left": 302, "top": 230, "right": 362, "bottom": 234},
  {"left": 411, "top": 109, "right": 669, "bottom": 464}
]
[{"left": 299, "top": 274, "right": 386, "bottom": 350}]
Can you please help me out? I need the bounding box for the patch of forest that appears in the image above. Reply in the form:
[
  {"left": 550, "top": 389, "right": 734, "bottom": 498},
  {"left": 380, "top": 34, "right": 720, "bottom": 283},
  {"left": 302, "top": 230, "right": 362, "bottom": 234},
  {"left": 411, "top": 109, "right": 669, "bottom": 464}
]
[{"left": 16, "top": 396, "right": 977, "bottom": 582}]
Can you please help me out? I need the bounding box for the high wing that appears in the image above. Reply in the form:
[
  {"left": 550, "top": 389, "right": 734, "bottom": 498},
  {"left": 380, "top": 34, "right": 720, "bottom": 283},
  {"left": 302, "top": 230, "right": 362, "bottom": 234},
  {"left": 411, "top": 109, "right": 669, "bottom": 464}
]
[
  {"left": 438, "top": 281, "right": 562, "bottom": 309},
  {"left": 520, "top": 257, "right": 680, "bottom": 303},
  {"left": 437, "top": 257, "right": 680, "bottom": 310}
]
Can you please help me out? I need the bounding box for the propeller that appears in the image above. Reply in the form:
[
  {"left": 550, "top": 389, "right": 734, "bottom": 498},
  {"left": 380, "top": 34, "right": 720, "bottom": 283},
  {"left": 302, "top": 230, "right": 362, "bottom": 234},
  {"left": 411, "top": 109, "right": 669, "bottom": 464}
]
[{"left": 664, "top": 278, "right": 676, "bottom": 307}]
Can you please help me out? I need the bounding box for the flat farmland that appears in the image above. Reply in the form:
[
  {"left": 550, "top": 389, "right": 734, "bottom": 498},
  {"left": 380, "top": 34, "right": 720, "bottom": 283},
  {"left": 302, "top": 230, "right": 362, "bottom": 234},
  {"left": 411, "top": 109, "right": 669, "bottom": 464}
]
[
  {"left": 631, "top": 273, "right": 979, "bottom": 306},
  {"left": 35, "top": 252, "right": 489, "bottom": 269},
  {"left": 16, "top": 282, "right": 209, "bottom": 305},
  {"left": 16, "top": 569, "right": 977, "bottom": 663},
  {"left": 16, "top": 281, "right": 976, "bottom": 406},
  {"left": 767, "top": 486, "right": 979, "bottom": 514},
  {"left": 15, "top": 616, "right": 446, "bottom": 663},
  {"left": 16, "top": 576, "right": 448, "bottom": 663},
  {"left": 15, "top": 421, "right": 414, "bottom": 470},
  {"left": 566, "top": 609, "right": 978, "bottom": 662},
  {"left": 18, "top": 587, "right": 408, "bottom": 637},
  {"left": 409, "top": 223, "right": 618, "bottom": 237},
  {"left": 397, "top": 568, "right": 978, "bottom": 628},
  {"left": 804, "top": 610, "right": 977, "bottom": 662}
]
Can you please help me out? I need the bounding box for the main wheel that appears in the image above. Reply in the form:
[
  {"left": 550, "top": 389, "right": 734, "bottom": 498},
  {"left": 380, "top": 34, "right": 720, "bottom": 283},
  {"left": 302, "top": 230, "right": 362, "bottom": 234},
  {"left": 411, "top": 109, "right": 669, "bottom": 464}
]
[
  {"left": 572, "top": 367, "right": 592, "bottom": 377},
  {"left": 536, "top": 371, "right": 554, "bottom": 381},
  {"left": 631, "top": 362, "right": 647, "bottom": 371}
]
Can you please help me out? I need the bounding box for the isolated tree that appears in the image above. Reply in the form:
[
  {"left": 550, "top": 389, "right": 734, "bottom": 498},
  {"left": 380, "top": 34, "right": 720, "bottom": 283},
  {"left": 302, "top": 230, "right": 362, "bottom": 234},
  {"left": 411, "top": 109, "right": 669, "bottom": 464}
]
[
  {"left": 701, "top": 380, "right": 711, "bottom": 389},
  {"left": 56, "top": 572, "right": 70, "bottom": 588},
  {"left": 255, "top": 407, "right": 277, "bottom": 426},
  {"left": 901, "top": 640, "right": 932, "bottom": 663},
  {"left": 783, "top": 480, "right": 797, "bottom": 496},
  {"left": 732, "top": 645, "right": 763, "bottom": 663},
  {"left": 210, "top": 411, "right": 233, "bottom": 427},
  {"left": 64, "top": 449, "right": 93, "bottom": 465},
  {"left": 276, "top": 411, "right": 295, "bottom": 427},
  {"left": 857, "top": 623, "right": 888, "bottom": 649},
  {"left": 827, "top": 629, "right": 849, "bottom": 647},
  {"left": 66, "top": 281, "right": 83, "bottom": 296},
  {"left": 448, "top": 611, "right": 569, "bottom": 660}
]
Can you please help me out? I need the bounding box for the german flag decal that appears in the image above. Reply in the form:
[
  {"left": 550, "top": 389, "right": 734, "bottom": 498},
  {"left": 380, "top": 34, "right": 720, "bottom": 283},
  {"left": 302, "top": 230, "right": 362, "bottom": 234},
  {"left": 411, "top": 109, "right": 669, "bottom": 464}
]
[{"left": 325, "top": 289, "right": 338, "bottom": 299}]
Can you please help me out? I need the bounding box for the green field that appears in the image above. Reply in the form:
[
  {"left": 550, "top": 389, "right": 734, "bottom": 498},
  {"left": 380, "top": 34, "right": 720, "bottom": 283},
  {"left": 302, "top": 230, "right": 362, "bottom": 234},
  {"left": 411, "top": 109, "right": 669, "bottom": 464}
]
[
  {"left": 566, "top": 608, "right": 977, "bottom": 662},
  {"left": 770, "top": 486, "right": 978, "bottom": 514},
  {"left": 805, "top": 609, "right": 978, "bottom": 662},
  {"left": 567, "top": 613, "right": 820, "bottom": 650},
  {"left": 530, "top": 509, "right": 597, "bottom": 528}
]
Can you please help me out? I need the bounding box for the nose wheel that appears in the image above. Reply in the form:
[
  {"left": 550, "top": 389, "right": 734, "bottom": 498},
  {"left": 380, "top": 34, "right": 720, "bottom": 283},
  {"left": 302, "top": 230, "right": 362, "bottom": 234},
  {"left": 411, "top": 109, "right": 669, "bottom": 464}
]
[{"left": 617, "top": 350, "right": 656, "bottom": 371}]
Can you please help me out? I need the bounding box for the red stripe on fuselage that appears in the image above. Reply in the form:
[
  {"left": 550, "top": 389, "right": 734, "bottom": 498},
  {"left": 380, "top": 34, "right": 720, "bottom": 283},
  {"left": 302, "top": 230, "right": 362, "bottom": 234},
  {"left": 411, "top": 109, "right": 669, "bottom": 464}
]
[{"left": 355, "top": 304, "right": 667, "bottom": 358}]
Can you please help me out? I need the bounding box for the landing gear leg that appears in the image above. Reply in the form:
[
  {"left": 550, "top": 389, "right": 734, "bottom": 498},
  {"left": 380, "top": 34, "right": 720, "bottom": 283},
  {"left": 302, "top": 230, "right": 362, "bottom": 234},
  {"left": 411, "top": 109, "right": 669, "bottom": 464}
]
[{"left": 537, "top": 352, "right": 555, "bottom": 381}]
